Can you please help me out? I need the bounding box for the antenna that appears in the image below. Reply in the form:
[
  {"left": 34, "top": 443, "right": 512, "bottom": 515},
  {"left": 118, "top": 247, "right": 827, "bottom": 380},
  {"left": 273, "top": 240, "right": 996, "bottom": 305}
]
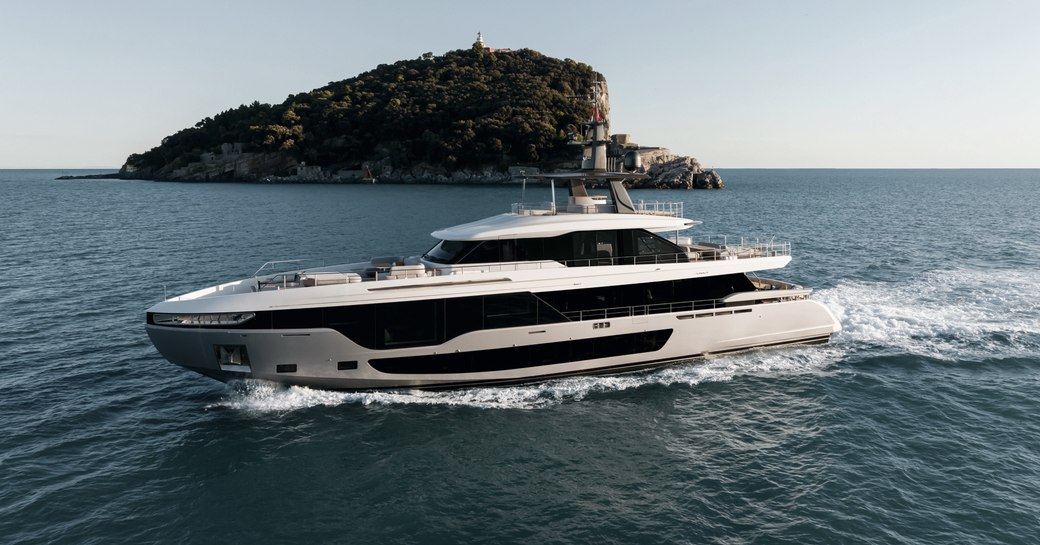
[{"left": 520, "top": 169, "right": 526, "bottom": 205}]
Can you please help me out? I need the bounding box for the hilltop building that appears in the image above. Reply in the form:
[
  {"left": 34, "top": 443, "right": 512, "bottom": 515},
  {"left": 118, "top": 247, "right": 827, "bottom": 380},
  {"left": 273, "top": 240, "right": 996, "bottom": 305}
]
[{"left": 475, "top": 32, "right": 512, "bottom": 54}]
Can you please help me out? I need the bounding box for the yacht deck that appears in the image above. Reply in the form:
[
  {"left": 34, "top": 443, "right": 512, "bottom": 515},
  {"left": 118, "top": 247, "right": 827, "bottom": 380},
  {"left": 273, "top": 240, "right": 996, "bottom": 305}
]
[{"left": 250, "top": 236, "right": 791, "bottom": 292}]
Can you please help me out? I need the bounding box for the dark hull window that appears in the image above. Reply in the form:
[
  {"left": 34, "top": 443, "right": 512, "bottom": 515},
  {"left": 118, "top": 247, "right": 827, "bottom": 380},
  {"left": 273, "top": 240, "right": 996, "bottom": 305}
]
[
  {"left": 328, "top": 292, "right": 567, "bottom": 349},
  {"left": 325, "top": 305, "right": 375, "bottom": 348},
  {"left": 538, "top": 274, "right": 754, "bottom": 315},
  {"left": 148, "top": 275, "right": 752, "bottom": 349},
  {"left": 375, "top": 299, "right": 443, "bottom": 349},
  {"left": 424, "top": 229, "right": 684, "bottom": 266},
  {"left": 370, "top": 330, "right": 673, "bottom": 374},
  {"left": 484, "top": 293, "right": 557, "bottom": 329}
]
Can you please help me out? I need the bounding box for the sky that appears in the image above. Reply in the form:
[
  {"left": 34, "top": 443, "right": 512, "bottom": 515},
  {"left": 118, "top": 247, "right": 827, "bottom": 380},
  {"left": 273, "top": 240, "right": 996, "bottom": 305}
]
[{"left": 1, "top": 0, "right": 1038, "bottom": 168}]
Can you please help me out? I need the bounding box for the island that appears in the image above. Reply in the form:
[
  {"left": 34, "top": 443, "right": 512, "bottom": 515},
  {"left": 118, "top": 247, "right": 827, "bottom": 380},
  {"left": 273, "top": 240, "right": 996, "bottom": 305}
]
[{"left": 95, "top": 35, "right": 723, "bottom": 189}]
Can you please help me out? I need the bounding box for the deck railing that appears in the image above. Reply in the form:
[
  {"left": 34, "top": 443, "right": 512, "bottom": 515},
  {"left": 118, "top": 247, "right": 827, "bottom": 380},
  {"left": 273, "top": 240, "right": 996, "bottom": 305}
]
[
  {"left": 511, "top": 200, "right": 683, "bottom": 217},
  {"left": 428, "top": 260, "right": 565, "bottom": 276},
  {"left": 560, "top": 291, "right": 810, "bottom": 322},
  {"left": 677, "top": 236, "right": 791, "bottom": 260},
  {"left": 634, "top": 200, "right": 683, "bottom": 217},
  {"left": 247, "top": 236, "right": 792, "bottom": 288},
  {"left": 512, "top": 202, "right": 557, "bottom": 215},
  {"left": 562, "top": 299, "right": 722, "bottom": 321},
  {"left": 252, "top": 259, "right": 326, "bottom": 277}
]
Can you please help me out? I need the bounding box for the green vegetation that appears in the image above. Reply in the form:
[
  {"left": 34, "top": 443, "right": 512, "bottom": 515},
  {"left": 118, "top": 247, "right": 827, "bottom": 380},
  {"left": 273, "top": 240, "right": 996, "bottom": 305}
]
[{"left": 126, "top": 46, "right": 601, "bottom": 175}]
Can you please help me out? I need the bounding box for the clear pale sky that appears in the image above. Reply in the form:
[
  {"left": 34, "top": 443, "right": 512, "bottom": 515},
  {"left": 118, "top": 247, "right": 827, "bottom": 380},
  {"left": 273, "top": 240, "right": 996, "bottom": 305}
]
[{"left": 2, "top": 0, "right": 1037, "bottom": 168}]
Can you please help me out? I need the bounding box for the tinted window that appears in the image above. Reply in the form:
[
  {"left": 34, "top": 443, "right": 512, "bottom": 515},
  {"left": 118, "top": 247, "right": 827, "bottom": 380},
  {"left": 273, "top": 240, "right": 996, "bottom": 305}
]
[
  {"left": 484, "top": 293, "right": 539, "bottom": 328},
  {"left": 187, "top": 275, "right": 756, "bottom": 350},
  {"left": 370, "top": 330, "right": 673, "bottom": 374},
  {"left": 423, "top": 240, "right": 478, "bottom": 264},
  {"left": 375, "top": 299, "right": 443, "bottom": 349},
  {"left": 445, "top": 297, "right": 485, "bottom": 340},
  {"left": 459, "top": 240, "right": 501, "bottom": 264},
  {"left": 631, "top": 230, "right": 682, "bottom": 256},
  {"left": 326, "top": 305, "right": 375, "bottom": 347}
]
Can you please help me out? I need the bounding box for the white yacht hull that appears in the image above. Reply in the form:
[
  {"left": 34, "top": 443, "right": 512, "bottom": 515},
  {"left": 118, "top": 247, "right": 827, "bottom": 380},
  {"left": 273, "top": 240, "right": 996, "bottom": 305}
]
[{"left": 146, "top": 298, "right": 839, "bottom": 390}]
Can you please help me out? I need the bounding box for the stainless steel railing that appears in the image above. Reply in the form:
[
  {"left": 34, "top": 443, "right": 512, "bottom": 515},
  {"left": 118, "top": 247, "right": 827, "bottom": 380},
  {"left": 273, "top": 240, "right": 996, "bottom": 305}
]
[
  {"left": 510, "top": 200, "right": 684, "bottom": 217},
  {"left": 560, "top": 291, "right": 809, "bottom": 322}
]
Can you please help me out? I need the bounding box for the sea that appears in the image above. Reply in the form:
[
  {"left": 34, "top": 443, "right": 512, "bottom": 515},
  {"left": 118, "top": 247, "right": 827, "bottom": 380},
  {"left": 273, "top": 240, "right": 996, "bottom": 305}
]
[{"left": 1, "top": 168, "right": 1037, "bottom": 544}]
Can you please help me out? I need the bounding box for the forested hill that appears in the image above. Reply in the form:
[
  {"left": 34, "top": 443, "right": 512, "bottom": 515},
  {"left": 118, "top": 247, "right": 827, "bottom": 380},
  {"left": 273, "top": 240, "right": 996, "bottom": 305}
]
[{"left": 123, "top": 44, "right": 603, "bottom": 180}]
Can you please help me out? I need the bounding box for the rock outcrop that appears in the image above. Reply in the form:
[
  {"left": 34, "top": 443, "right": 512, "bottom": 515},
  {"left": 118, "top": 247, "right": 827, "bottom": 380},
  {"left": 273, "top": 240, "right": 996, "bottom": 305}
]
[
  {"left": 115, "top": 141, "right": 725, "bottom": 188},
  {"left": 628, "top": 152, "right": 724, "bottom": 189},
  {"left": 121, "top": 150, "right": 297, "bottom": 182}
]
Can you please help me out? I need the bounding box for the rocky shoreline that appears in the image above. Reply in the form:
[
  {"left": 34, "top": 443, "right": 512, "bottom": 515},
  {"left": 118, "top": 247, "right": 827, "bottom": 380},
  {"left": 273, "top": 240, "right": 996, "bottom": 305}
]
[
  {"left": 56, "top": 172, "right": 123, "bottom": 180},
  {"left": 60, "top": 149, "right": 723, "bottom": 189},
  {"left": 637, "top": 152, "right": 724, "bottom": 189}
]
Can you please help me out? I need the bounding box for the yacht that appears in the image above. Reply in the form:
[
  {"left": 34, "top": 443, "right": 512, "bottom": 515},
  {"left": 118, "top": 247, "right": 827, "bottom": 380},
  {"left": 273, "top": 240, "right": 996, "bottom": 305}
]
[
  {"left": 145, "top": 173, "right": 840, "bottom": 390},
  {"left": 145, "top": 92, "right": 840, "bottom": 390}
]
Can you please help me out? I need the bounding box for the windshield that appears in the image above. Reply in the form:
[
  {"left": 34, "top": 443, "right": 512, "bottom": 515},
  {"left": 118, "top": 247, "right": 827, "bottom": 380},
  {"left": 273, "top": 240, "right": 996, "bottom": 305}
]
[{"left": 422, "top": 240, "right": 479, "bottom": 264}]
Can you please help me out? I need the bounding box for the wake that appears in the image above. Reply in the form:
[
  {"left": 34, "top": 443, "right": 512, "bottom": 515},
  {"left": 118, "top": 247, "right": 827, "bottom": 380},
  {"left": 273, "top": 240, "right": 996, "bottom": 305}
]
[
  {"left": 817, "top": 267, "right": 1039, "bottom": 361},
  {"left": 210, "top": 267, "right": 1038, "bottom": 412}
]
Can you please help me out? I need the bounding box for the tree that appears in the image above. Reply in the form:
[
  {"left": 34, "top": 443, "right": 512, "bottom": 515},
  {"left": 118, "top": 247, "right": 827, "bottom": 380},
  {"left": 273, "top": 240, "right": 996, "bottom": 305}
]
[{"left": 125, "top": 47, "right": 601, "bottom": 176}]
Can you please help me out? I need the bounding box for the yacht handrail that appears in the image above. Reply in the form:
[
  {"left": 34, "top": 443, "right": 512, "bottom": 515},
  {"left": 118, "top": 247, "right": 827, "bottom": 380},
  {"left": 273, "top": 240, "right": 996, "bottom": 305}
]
[
  {"left": 249, "top": 236, "right": 791, "bottom": 287},
  {"left": 560, "top": 291, "right": 811, "bottom": 322},
  {"left": 561, "top": 253, "right": 689, "bottom": 267},
  {"left": 563, "top": 299, "right": 718, "bottom": 321},
  {"left": 427, "top": 260, "right": 565, "bottom": 276},
  {"left": 671, "top": 235, "right": 791, "bottom": 259},
  {"left": 253, "top": 260, "right": 305, "bottom": 277},
  {"left": 512, "top": 202, "right": 557, "bottom": 215},
  {"left": 423, "top": 241, "right": 787, "bottom": 277},
  {"left": 251, "top": 259, "right": 325, "bottom": 277},
  {"left": 511, "top": 200, "right": 684, "bottom": 217},
  {"left": 634, "top": 200, "right": 683, "bottom": 217}
]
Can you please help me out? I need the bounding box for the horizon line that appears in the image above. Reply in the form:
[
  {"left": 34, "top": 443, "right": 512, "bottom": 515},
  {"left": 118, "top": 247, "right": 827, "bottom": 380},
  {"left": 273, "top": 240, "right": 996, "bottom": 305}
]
[{"left": 5, "top": 166, "right": 1040, "bottom": 171}]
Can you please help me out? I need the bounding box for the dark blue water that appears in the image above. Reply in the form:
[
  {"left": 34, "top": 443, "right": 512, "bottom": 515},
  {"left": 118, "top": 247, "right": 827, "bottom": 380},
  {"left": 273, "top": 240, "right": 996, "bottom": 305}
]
[{"left": 1, "top": 169, "right": 1038, "bottom": 544}]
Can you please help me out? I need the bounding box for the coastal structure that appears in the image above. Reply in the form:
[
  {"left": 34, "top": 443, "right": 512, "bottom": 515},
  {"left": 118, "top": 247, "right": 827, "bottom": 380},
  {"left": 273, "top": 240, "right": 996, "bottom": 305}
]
[{"left": 475, "top": 32, "right": 512, "bottom": 54}]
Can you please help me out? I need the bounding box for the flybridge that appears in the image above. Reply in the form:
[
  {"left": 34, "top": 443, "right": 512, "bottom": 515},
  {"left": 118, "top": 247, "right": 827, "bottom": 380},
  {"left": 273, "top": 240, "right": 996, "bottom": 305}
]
[{"left": 511, "top": 171, "right": 684, "bottom": 217}]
